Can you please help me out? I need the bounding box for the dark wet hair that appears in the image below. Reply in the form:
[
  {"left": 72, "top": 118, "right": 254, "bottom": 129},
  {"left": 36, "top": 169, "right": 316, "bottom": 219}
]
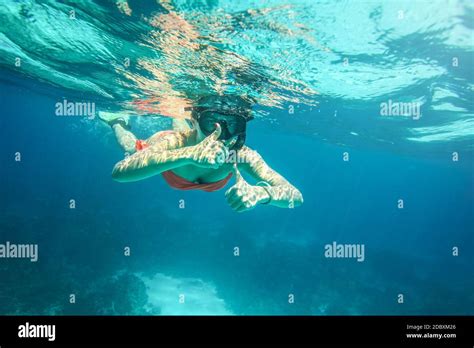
[{"left": 191, "top": 95, "right": 254, "bottom": 121}]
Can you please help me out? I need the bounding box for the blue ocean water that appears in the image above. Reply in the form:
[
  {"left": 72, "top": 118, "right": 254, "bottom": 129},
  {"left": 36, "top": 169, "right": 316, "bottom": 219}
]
[{"left": 0, "top": 0, "right": 473, "bottom": 315}]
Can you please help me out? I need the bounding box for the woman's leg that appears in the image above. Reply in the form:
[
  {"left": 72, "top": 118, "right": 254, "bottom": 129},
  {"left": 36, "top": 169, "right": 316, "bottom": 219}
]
[
  {"left": 99, "top": 111, "right": 137, "bottom": 154},
  {"left": 112, "top": 123, "right": 137, "bottom": 154}
]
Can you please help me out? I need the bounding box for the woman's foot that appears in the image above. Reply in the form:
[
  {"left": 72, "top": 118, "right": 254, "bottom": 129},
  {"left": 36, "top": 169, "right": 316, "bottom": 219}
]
[{"left": 98, "top": 111, "right": 131, "bottom": 130}]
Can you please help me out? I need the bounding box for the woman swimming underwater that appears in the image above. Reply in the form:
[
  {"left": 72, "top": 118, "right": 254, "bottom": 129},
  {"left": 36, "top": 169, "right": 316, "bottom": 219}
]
[{"left": 100, "top": 95, "right": 303, "bottom": 212}]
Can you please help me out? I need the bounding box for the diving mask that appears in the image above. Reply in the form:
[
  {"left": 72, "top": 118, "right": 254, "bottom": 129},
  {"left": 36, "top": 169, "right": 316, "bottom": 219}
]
[{"left": 197, "top": 110, "right": 248, "bottom": 150}]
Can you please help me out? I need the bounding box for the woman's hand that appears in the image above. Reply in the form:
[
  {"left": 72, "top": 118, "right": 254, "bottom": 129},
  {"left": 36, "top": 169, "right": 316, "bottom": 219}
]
[
  {"left": 190, "top": 123, "right": 229, "bottom": 169},
  {"left": 225, "top": 164, "right": 271, "bottom": 212}
]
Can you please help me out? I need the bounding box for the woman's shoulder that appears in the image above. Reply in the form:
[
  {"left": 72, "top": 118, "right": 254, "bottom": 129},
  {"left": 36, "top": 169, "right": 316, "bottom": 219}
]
[{"left": 237, "top": 145, "right": 264, "bottom": 164}]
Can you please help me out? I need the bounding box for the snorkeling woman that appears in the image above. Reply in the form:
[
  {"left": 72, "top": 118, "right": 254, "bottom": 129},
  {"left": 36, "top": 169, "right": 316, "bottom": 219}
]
[{"left": 100, "top": 95, "right": 303, "bottom": 212}]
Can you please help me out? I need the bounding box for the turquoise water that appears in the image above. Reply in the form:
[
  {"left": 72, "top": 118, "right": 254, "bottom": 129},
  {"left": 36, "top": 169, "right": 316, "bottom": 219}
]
[{"left": 0, "top": 0, "right": 473, "bottom": 315}]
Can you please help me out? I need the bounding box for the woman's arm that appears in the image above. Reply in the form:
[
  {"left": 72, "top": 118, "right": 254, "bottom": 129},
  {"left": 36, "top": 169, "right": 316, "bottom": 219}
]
[
  {"left": 112, "top": 145, "right": 195, "bottom": 182},
  {"left": 237, "top": 146, "right": 303, "bottom": 208},
  {"left": 112, "top": 126, "right": 227, "bottom": 182}
]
